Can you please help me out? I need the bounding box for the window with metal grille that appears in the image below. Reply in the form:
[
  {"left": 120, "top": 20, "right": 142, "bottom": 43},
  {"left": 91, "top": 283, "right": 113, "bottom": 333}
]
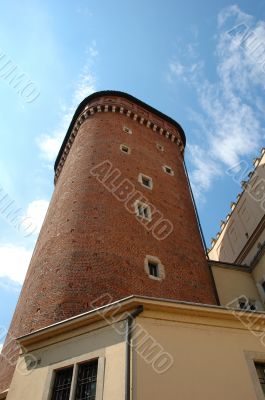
[
  {"left": 148, "top": 261, "right": 159, "bottom": 278},
  {"left": 51, "top": 367, "right": 73, "bottom": 400},
  {"left": 51, "top": 360, "right": 98, "bottom": 400},
  {"left": 75, "top": 361, "right": 98, "bottom": 400},
  {"left": 255, "top": 362, "right": 265, "bottom": 394}
]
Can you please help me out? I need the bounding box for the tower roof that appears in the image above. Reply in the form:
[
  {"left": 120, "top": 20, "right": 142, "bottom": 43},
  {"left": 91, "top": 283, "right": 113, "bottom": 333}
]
[{"left": 54, "top": 90, "right": 186, "bottom": 171}]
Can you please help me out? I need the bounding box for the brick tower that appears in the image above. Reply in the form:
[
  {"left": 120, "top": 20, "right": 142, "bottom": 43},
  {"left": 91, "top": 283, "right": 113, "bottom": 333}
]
[{"left": 0, "top": 91, "right": 217, "bottom": 393}]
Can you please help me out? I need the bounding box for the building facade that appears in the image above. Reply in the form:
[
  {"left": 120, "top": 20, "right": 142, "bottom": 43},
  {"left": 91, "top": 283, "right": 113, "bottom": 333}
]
[
  {"left": 209, "top": 148, "right": 265, "bottom": 313},
  {"left": 1, "top": 91, "right": 265, "bottom": 400}
]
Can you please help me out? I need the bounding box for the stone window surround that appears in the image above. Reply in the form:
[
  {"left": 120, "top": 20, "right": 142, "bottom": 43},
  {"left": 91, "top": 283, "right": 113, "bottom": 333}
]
[
  {"left": 123, "top": 126, "right": 132, "bottom": 135},
  {"left": 120, "top": 144, "right": 131, "bottom": 154},
  {"left": 43, "top": 352, "right": 105, "bottom": 400},
  {"left": 134, "top": 200, "right": 152, "bottom": 221},
  {"left": 138, "top": 173, "right": 153, "bottom": 190},
  {"left": 156, "top": 143, "right": 164, "bottom": 152},
  {"left": 144, "top": 255, "right": 165, "bottom": 281},
  {"left": 163, "top": 165, "right": 174, "bottom": 176}
]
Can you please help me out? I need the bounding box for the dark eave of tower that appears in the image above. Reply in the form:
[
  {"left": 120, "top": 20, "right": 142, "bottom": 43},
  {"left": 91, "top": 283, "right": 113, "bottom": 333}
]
[{"left": 54, "top": 90, "right": 186, "bottom": 172}]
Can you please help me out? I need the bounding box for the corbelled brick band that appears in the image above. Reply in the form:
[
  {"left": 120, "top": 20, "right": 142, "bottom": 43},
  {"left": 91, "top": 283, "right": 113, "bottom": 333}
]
[{"left": 0, "top": 91, "right": 216, "bottom": 393}]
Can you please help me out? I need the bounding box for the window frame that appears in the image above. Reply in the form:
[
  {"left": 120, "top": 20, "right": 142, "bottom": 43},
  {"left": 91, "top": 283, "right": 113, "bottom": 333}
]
[
  {"left": 245, "top": 351, "right": 265, "bottom": 400},
  {"left": 120, "top": 144, "right": 131, "bottom": 154},
  {"left": 123, "top": 126, "right": 132, "bottom": 135},
  {"left": 144, "top": 255, "right": 165, "bottom": 281},
  {"left": 156, "top": 143, "right": 164, "bottom": 152},
  {"left": 163, "top": 165, "right": 174, "bottom": 176},
  {"left": 138, "top": 173, "right": 153, "bottom": 190},
  {"left": 134, "top": 200, "right": 152, "bottom": 221},
  {"left": 44, "top": 355, "right": 105, "bottom": 400}
]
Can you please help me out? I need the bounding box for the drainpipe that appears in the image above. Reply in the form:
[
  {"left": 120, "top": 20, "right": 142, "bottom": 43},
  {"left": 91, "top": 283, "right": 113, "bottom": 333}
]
[{"left": 125, "top": 305, "right": 144, "bottom": 400}]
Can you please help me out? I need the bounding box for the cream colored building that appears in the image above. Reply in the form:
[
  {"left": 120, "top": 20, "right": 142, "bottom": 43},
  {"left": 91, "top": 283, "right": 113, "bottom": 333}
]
[
  {"left": 3, "top": 296, "right": 265, "bottom": 400},
  {"left": 209, "top": 148, "right": 265, "bottom": 313}
]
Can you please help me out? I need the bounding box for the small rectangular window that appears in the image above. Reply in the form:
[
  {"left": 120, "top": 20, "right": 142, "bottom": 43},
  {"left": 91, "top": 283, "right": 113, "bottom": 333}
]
[
  {"left": 138, "top": 173, "right": 153, "bottom": 190},
  {"left": 123, "top": 126, "right": 132, "bottom": 134},
  {"left": 255, "top": 362, "right": 265, "bottom": 395},
  {"left": 120, "top": 144, "right": 130, "bottom": 154},
  {"left": 148, "top": 261, "right": 159, "bottom": 277},
  {"left": 262, "top": 281, "right": 265, "bottom": 293},
  {"left": 51, "top": 367, "right": 73, "bottom": 400},
  {"left": 163, "top": 165, "right": 174, "bottom": 176}
]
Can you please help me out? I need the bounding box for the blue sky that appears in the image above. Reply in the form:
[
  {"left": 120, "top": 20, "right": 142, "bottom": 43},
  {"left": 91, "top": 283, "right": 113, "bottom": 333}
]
[{"left": 0, "top": 0, "right": 265, "bottom": 344}]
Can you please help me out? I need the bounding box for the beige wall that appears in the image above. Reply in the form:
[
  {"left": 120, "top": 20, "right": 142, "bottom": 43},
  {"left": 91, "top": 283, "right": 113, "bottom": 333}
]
[
  {"left": 6, "top": 323, "right": 126, "bottom": 400},
  {"left": 134, "top": 310, "right": 265, "bottom": 400},
  {"left": 211, "top": 265, "right": 263, "bottom": 310},
  {"left": 6, "top": 299, "right": 265, "bottom": 400}
]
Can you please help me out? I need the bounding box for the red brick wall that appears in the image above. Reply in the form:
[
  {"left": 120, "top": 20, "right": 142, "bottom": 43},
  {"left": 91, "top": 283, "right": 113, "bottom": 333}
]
[{"left": 0, "top": 94, "right": 216, "bottom": 392}]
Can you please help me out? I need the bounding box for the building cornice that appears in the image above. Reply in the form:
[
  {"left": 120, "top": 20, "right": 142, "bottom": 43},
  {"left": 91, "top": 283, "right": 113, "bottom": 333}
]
[
  {"left": 208, "top": 259, "right": 251, "bottom": 272},
  {"left": 54, "top": 91, "right": 186, "bottom": 184},
  {"left": 17, "top": 295, "right": 265, "bottom": 350}
]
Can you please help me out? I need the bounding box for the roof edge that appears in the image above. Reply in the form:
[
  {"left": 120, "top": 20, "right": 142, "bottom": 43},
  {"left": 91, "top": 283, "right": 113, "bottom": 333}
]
[{"left": 54, "top": 90, "right": 186, "bottom": 171}]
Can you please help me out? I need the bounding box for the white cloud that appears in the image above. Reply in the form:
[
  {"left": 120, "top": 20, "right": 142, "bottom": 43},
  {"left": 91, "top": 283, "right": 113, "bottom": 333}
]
[
  {"left": 0, "top": 343, "right": 2, "bottom": 353},
  {"left": 37, "top": 43, "right": 98, "bottom": 162},
  {"left": 89, "top": 40, "right": 98, "bottom": 58},
  {"left": 168, "top": 6, "right": 265, "bottom": 199},
  {"left": 23, "top": 199, "right": 49, "bottom": 234},
  {"left": 0, "top": 244, "right": 32, "bottom": 284},
  {"left": 169, "top": 61, "right": 184, "bottom": 77}
]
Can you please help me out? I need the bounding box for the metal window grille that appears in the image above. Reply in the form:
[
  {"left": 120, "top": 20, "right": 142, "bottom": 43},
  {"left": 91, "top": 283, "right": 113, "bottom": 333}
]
[
  {"left": 51, "top": 367, "right": 73, "bottom": 400},
  {"left": 75, "top": 361, "right": 98, "bottom": 400}
]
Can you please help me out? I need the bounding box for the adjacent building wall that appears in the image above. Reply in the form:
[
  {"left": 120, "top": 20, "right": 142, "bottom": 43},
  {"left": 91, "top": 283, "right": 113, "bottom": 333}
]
[
  {"left": 209, "top": 149, "right": 265, "bottom": 265},
  {"left": 211, "top": 264, "right": 263, "bottom": 309},
  {"left": 134, "top": 310, "right": 265, "bottom": 400}
]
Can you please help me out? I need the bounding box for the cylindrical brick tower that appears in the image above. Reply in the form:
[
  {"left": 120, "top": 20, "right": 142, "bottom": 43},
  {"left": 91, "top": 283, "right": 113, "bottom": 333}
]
[{"left": 0, "top": 91, "right": 217, "bottom": 392}]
